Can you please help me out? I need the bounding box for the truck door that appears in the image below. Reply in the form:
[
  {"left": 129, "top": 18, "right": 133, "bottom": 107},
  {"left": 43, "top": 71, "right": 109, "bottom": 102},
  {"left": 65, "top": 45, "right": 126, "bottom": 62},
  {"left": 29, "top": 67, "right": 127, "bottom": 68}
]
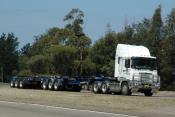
[
  {"left": 119, "top": 58, "right": 130, "bottom": 79},
  {"left": 123, "top": 59, "right": 131, "bottom": 79}
]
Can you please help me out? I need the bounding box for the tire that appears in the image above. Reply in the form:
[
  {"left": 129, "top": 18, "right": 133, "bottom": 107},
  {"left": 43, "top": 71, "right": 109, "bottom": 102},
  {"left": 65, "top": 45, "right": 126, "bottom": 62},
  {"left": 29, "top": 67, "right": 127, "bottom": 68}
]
[
  {"left": 48, "top": 80, "right": 53, "bottom": 90},
  {"left": 54, "top": 81, "right": 59, "bottom": 91},
  {"left": 15, "top": 80, "right": 19, "bottom": 88},
  {"left": 93, "top": 83, "right": 100, "bottom": 93},
  {"left": 19, "top": 80, "right": 24, "bottom": 89},
  {"left": 101, "top": 83, "right": 108, "bottom": 94},
  {"left": 144, "top": 90, "right": 153, "bottom": 96},
  {"left": 121, "top": 82, "right": 131, "bottom": 96},
  {"left": 10, "top": 80, "right": 15, "bottom": 88},
  {"left": 82, "top": 84, "right": 88, "bottom": 90},
  {"left": 42, "top": 80, "right": 48, "bottom": 90}
]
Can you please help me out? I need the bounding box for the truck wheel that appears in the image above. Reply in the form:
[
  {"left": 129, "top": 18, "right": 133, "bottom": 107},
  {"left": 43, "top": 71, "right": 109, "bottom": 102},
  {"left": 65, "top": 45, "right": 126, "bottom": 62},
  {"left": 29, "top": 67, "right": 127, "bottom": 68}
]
[
  {"left": 82, "top": 84, "right": 88, "bottom": 90},
  {"left": 48, "top": 80, "right": 53, "bottom": 90},
  {"left": 93, "top": 83, "right": 100, "bottom": 93},
  {"left": 42, "top": 80, "right": 48, "bottom": 90},
  {"left": 54, "top": 81, "right": 59, "bottom": 91},
  {"left": 144, "top": 90, "right": 153, "bottom": 96},
  {"left": 54, "top": 80, "right": 63, "bottom": 91},
  {"left": 10, "top": 81, "right": 15, "bottom": 87},
  {"left": 19, "top": 80, "right": 24, "bottom": 89},
  {"left": 15, "top": 80, "right": 19, "bottom": 88},
  {"left": 121, "top": 82, "right": 131, "bottom": 96},
  {"left": 101, "top": 83, "right": 108, "bottom": 94}
]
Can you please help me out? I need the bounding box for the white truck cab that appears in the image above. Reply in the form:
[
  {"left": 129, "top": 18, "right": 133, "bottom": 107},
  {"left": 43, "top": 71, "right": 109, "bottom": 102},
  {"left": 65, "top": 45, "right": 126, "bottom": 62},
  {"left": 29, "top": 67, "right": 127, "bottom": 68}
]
[
  {"left": 114, "top": 44, "right": 160, "bottom": 96},
  {"left": 90, "top": 44, "right": 160, "bottom": 96}
]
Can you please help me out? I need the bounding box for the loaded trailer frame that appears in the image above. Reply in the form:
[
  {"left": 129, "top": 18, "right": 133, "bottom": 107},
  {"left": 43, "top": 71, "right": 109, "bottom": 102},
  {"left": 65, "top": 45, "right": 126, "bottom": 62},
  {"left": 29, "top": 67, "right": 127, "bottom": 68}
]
[{"left": 10, "top": 76, "right": 87, "bottom": 92}]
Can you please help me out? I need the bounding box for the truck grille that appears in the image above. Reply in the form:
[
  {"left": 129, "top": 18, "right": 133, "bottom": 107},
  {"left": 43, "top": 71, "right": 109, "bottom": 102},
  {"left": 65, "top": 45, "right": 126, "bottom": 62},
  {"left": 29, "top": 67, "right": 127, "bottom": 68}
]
[{"left": 140, "top": 73, "right": 153, "bottom": 83}]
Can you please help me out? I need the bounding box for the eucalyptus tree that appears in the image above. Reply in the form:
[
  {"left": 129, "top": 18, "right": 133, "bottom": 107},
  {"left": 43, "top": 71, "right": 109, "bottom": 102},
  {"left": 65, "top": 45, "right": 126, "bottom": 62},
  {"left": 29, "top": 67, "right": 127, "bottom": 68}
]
[
  {"left": 0, "top": 33, "right": 19, "bottom": 82},
  {"left": 64, "top": 8, "right": 91, "bottom": 75}
]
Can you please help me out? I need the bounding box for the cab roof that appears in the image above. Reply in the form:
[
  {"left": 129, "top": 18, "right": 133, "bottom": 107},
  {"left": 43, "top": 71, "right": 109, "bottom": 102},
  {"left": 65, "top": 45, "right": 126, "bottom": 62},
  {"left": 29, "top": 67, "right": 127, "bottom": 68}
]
[{"left": 116, "top": 44, "right": 155, "bottom": 58}]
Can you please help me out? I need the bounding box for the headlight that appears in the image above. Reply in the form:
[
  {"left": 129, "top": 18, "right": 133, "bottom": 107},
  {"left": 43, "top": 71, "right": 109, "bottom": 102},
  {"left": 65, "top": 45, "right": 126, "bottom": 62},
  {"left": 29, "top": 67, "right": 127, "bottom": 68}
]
[{"left": 133, "top": 74, "right": 140, "bottom": 81}]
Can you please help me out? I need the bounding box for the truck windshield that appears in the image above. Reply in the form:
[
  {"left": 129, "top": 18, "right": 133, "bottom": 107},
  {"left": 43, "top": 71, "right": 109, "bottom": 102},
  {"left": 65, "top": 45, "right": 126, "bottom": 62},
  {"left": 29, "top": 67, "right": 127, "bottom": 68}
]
[{"left": 131, "top": 57, "right": 157, "bottom": 70}]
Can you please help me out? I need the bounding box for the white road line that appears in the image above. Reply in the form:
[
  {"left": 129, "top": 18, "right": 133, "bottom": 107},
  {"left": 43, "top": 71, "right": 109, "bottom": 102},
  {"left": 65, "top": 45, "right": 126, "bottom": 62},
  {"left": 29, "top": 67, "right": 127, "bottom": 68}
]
[{"left": 0, "top": 100, "right": 138, "bottom": 117}]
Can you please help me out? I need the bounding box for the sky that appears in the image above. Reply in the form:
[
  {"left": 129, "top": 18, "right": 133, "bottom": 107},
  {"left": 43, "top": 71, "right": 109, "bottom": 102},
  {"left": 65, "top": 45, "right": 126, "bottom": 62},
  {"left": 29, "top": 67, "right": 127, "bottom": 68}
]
[{"left": 0, "top": 0, "right": 175, "bottom": 48}]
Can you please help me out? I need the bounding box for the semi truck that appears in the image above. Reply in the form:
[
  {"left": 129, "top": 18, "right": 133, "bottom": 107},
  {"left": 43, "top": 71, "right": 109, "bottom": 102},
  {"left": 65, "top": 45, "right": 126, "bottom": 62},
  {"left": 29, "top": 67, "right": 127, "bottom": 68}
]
[
  {"left": 84, "top": 44, "right": 160, "bottom": 96},
  {"left": 10, "top": 44, "right": 160, "bottom": 96}
]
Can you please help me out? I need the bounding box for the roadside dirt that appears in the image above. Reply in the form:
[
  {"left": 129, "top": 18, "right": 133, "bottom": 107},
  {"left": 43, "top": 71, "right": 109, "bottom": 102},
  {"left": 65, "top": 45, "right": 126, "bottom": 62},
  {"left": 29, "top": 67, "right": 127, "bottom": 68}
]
[{"left": 0, "top": 83, "right": 175, "bottom": 117}]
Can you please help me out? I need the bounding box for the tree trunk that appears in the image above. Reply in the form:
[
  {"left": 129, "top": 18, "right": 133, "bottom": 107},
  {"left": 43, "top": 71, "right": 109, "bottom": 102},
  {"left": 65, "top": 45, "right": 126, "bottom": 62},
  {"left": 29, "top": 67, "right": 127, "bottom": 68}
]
[{"left": 80, "top": 49, "right": 83, "bottom": 76}]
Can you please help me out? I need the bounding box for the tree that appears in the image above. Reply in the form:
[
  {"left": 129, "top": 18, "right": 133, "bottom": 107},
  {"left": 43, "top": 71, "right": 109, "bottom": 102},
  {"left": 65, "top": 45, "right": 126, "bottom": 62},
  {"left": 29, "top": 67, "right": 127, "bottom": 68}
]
[
  {"left": 64, "top": 8, "right": 91, "bottom": 75},
  {"left": 151, "top": 5, "right": 163, "bottom": 40},
  {"left": 30, "top": 27, "right": 70, "bottom": 55},
  {"left": 28, "top": 55, "right": 49, "bottom": 74},
  {"left": 64, "top": 8, "right": 84, "bottom": 36},
  {"left": 150, "top": 5, "right": 163, "bottom": 56},
  {"left": 82, "top": 57, "right": 96, "bottom": 76},
  {"left": 129, "top": 18, "right": 151, "bottom": 46},
  {"left": 48, "top": 45, "right": 77, "bottom": 76},
  {"left": 91, "top": 27, "right": 118, "bottom": 76},
  {"left": 164, "top": 8, "right": 175, "bottom": 37},
  {"left": 0, "top": 33, "right": 19, "bottom": 82},
  {"left": 20, "top": 43, "right": 31, "bottom": 57},
  {"left": 159, "top": 8, "right": 175, "bottom": 90}
]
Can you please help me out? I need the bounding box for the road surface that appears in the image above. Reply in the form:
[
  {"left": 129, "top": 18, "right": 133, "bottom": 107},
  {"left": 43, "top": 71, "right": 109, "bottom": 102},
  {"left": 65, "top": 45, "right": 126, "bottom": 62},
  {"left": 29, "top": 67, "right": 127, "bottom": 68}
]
[{"left": 0, "top": 101, "right": 136, "bottom": 117}]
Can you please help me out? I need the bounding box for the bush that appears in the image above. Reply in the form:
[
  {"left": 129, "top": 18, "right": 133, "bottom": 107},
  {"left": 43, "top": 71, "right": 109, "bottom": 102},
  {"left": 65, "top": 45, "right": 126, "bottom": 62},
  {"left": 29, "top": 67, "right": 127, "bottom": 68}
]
[
  {"left": 18, "top": 70, "right": 33, "bottom": 76},
  {"left": 28, "top": 55, "right": 49, "bottom": 74}
]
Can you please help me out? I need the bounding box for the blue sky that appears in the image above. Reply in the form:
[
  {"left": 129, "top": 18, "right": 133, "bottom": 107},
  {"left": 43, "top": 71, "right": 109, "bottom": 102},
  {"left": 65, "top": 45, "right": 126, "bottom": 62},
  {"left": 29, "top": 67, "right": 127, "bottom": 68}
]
[{"left": 0, "top": 0, "right": 175, "bottom": 48}]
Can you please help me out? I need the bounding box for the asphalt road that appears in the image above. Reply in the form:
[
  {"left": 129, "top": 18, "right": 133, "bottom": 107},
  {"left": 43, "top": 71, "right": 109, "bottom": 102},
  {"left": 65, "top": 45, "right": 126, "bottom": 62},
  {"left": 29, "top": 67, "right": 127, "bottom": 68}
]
[{"left": 0, "top": 101, "right": 137, "bottom": 117}]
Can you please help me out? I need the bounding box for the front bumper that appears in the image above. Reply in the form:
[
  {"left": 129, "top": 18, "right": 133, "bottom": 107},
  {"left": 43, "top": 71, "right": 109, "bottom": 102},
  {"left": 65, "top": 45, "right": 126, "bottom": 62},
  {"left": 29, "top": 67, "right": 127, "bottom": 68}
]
[{"left": 130, "top": 81, "right": 160, "bottom": 93}]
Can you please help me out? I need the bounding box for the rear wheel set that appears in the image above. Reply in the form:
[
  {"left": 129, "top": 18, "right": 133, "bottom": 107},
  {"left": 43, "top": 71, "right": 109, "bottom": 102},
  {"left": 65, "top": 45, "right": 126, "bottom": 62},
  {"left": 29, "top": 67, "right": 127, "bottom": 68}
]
[
  {"left": 10, "top": 81, "right": 15, "bottom": 88},
  {"left": 48, "top": 80, "right": 54, "bottom": 90},
  {"left": 42, "top": 80, "right": 48, "bottom": 90},
  {"left": 53, "top": 80, "right": 63, "bottom": 91},
  {"left": 19, "top": 80, "right": 25, "bottom": 89},
  {"left": 121, "top": 82, "right": 132, "bottom": 96},
  {"left": 101, "top": 83, "right": 109, "bottom": 94},
  {"left": 93, "top": 83, "right": 100, "bottom": 93},
  {"left": 15, "top": 80, "right": 19, "bottom": 88}
]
